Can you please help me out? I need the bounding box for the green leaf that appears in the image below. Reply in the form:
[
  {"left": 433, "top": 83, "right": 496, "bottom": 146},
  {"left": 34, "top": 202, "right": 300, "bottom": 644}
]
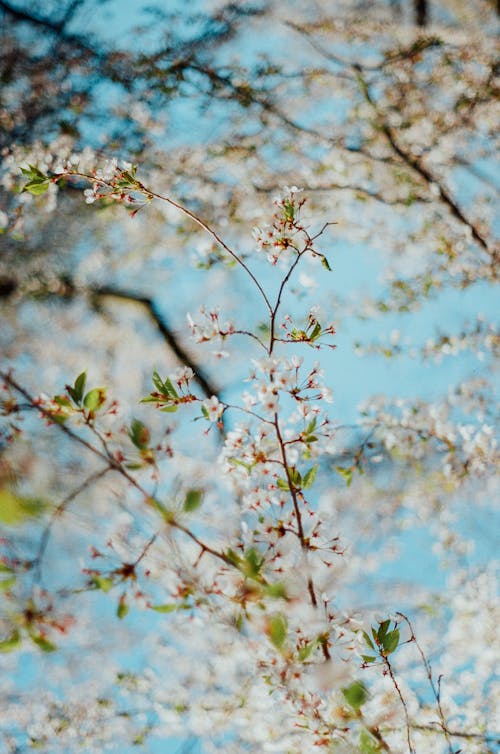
[
  {"left": 302, "top": 465, "right": 318, "bottom": 489},
  {"left": 361, "top": 654, "right": 377, "bottom": 663},
  {"left": 224, "top": 548, "right": 242, "bottom": 567},
  {"left": 283, "top": 199, "right": 295, "bottom": 222},
  {"left": 305, "top": 417, "right": 317, "bottom": 435},
  {"left": 150, "top": 603, "right": 178, "bottom": 613},
  {"left": 93, "top": 575, "right": 113, "bottom": 593},
  {"left": 128, "top": 419, "right": 150, "bottom": 450},
  {"left": 117, "top": 595, "right": 129, "bottom": 620},
  {"left": 362, "top": 631, "right": 375, "bottom": 651},
  {"left": 321, "top": 256, "right": 332, "bottom": 271},
  {"left": 0, "top": 488, "right": 46, "bottom": 525},
  {"left": 163, "top": 377, "right": 179, "bottom": 399},
  {"left": 269, "top": 613, "right": 287, "bottom": 649},
  {"left": 21, "top": 164, "right": 47, "bottom": 180},
  {"left": 276, "top": 477, "right": 289, "bottom": 490},
  {"left": 298, "top": 641, "right": 316, "bottom": 661},
  {"left": 377, "top": 620, "right": 391, "bottom": 640},
  {"left": 0, "top": 575, "right": 16, "bottom": 592},
  {"left": 243, "top": 547, "right": 263, "bottom": 579},
  {"left": 160, "top": 404, "right": 178, "bottom": 413},
  {"left": 336, "top": 466, "right": 353, "bottom": 487},
  {"left": 83, "top": 387, "right": 106, "bottom": 412},
  {"left": 73, "top": 371, "right": 87, "bottom": 404},
  {"left": 54, "top": 394, "right": 73, "bottom": 408},
  {"left": 359, "top": 729, "right": 382, "bottom": 753},
  {"left": 23, "top": 180, "right": 50, "bottom": 195},
  {"left": 265, "top": 582, "right": 287, "bottom": 600},
  {"left": 147, "top": 498, "right": 175, "bottom": 522},
  {"left": 309, "top": 321, "right": 322, "bottom": 341},
  {"left": 382, "top": 629, "right": 400, "bottom": 655},
  {"left": 31, "top": 634, "right": 57, "bottom": 652},
  {"left": 183, "top": 489, "right": 203, "bottom": 513},
  {"left": 152, "top": 371, "right": 165, "bottom": 393},
  {"left": 228, "top": 457, "right": 253, "bottom": 474},
  {"left": 342, "top": 680, "right": 368, "bottom": 710},
  {"left": 0, "top": 630, "right": 22, "bottom": 653}
]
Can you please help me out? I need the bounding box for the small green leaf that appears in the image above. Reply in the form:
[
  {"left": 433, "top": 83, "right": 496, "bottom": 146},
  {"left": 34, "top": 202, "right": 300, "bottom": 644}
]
[
  {"left": 302, "top": 465, "right": 318, "bottom": 489},
  {"left": 93, "top": 575, "right": 113, "bottom": 593},
  {"left": 336, "top": 466, "right": 353, "bottom": 486},
  {"left": 377, "top": 620, "right": 391, "bottom": 640},
  {"left": 150, "top": 603, "right": 178, "bottom": 613},
  {"left": 235, "top": 613, "right": 244, "bottom": 632},
  {"left": 117, "top": 595, "right": 129, "bottom": 620},
  {"left": 152, "top": 371, "right": 165, "bottom": 393},
  {"left": 147, "top": 498, "right": 175, "bottom": 522},
  {"left": 229, "top": 457, "right": 253, "bottom": 474},
  {"left": 128, "top": 419, "right": 150, "bottom": 450},
  {"left": 382, "top": 629, "right": 400, "bottom": 655},
  {"left": 359, "top": 729, "right": 382, "bottom": 753},
  {"left": 54, "top": 395, "right": 73, "bottom": 409},
  {"left": 31, "top": 634, "right": 57, "bottom": 652},
  {"left": 265, "top": 582, "right": 287, "bottom": 600},
  {"left": 83, "top": 387, "right": 106, "bottom": 412},
  {"left": 23, "top": 180, "right": 50, "bottom": 195},
  {"left": 269, "top": 613, "right": 287, "bottom": 649},
  {"left": 321, "top": 256, "right": 332, "bottom": 271},
  {"left": 163, "top": 377, "right": 179, "bottom": 399},
  {"left": 283, "top": 199, "right": 295, "bottom": 222},
  {"left": 0, "top": 629, "right": 22, "bottom": 653},
  {"left": 243, "top": 547, "right": 264, "bottom": 579},
  {"left": 0, "top": 488, "right": 46, "bottom": 525},
  {"left": 224, "top": 548, "right": 242, "bottom": 567},
  {"left": 0, "top": 575, "right": 16, "bottom": 592},
  {"left": 362, "top": 630, "right": 375, "bottom": 651},
  {"left": 305, "top": 417, "right": 317, "bottom": 434},
  {"left": 21, "top": 164, "right": 47, "bottom": 180},
  {"left": 276, "top": 477, "right": 289, "bottom": 491},
  {"left": 361, "top": 654, "right": 377, "bottom": 663},
  {"left": 73, "top": 371, "right": 87, "bottom": 404},
  {"left": 298, "top": 641, "right": 316, "bottom": 661},
  {"left": 183, "top": 489, "right": 203, "bottom": 513},
  {"left": 342, "top": 680, "right": 368, "bottom": 710},
  {"left": 309, "top": 321, "right": 322, "bottom": 341}
]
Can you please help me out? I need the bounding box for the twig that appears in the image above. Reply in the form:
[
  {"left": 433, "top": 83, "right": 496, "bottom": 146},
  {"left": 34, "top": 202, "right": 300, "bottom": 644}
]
[
  {"left": 396, "top": 612, "right": 454, "bottom": 754},
  {"left": 32, "top": 466, "right": 112, "bottom": 584}
]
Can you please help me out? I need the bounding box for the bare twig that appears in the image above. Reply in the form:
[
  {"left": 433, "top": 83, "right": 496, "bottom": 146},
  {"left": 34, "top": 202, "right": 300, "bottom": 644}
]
[{"left": 396, "top": 612, "right": 454, "bottom": 753}]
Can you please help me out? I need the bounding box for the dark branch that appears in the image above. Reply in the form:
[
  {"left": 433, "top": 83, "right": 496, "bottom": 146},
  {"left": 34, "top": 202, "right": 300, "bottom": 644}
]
[
  {"left": 91, "top": 285, "right": 219, "bottom": 399},
  {"left": 0, "top": 276, "right": 219, "bottom": 399}
]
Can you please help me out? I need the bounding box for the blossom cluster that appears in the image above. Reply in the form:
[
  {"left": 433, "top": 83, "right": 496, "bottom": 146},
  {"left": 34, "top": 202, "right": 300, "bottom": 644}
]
[{"left": 252, "top": 186, "right": 306, "bottom": 265}]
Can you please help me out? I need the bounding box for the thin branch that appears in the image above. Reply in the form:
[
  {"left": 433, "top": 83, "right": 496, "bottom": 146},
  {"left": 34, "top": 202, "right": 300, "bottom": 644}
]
[
  {"left": 384, "top": 655, "right": 415, "bottom": 754},
  {"left": 0, "top": 277, "right": 219, "bottom": 400},
  {"left": 140, "top": 184, "right": 273, "bottom": 314},
  {"left": 269, "top": 251, "right": 304, "bottom": 354},
  {"left": 32, "top": 466, "right": 112, "bottom": 584},
  {"left": 91, "top": 284, "right": 219, "bottom": 398},
  {"left": 0, "top": 0, "right": 97, "bottom": 53},
  {"left": 396, "top": 612, "right": 454, "bottom": 754},
  {"left": 408, "top": 724, "right": 500, "bottom": 744},
  {"left": 355, "top": 69, "right": 491, "bottom": 253},
  {"left": 0, "top": 371, "right": 246, "bottom": 576},
  {"left": 255, "top": 181, "right": 431, "bottom": 207}
]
